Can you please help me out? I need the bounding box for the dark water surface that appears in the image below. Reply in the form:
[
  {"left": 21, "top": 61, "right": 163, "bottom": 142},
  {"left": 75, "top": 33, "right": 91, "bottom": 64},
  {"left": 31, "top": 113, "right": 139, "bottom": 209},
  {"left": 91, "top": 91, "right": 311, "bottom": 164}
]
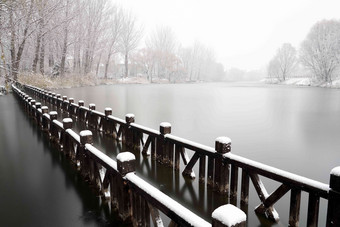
[
  {"left": 0, "top": 94, "right": 124, "bottom": 227},
  {"left": 1, "top": 82, "right": 340, "bottom": 226}
]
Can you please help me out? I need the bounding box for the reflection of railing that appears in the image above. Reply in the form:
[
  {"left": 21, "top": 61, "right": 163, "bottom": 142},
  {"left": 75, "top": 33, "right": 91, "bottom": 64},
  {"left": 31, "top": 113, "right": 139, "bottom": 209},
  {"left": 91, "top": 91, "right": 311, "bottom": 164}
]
[
  {"left": 21, "top": 82, "right": 340, "bottom": 227},
  {"left": 12, "top": 83, "right": 246, "bottom": 227}
]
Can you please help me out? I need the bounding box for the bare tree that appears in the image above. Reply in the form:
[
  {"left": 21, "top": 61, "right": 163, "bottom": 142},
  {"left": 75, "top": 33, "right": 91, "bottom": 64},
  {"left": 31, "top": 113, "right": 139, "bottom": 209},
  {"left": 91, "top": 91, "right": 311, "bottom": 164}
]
[
  {"left": 103, "top": 6, "right": 123, "bottom": 79},
  {"left": 267, "top": 43, "right": 297, "bottom": 81},
  {"left": 120, "top": 10, "right": 143, "bottom": 78},
  {"left": 146, "top": 26, "right": 178, "bottom": 80},
  {"left": 300, "top": 19, "right": 340, "bottom": 82}
]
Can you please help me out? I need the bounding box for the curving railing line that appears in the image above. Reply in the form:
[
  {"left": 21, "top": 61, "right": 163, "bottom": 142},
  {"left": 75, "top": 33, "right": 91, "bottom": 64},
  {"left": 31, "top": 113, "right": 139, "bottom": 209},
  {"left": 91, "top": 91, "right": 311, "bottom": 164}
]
[{"left": 17, "top": 82, "right": 340, "bottom": 227}]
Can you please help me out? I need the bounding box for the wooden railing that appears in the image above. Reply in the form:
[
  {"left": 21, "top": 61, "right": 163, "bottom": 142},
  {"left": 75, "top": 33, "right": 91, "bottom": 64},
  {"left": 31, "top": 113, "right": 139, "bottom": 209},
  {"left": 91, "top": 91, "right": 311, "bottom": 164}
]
[
  {"left": 18, "top": 82, "right": 340, "bottom": 227},
  {"left": 12, "top": 83, "right": 248, "bottom": 227}
]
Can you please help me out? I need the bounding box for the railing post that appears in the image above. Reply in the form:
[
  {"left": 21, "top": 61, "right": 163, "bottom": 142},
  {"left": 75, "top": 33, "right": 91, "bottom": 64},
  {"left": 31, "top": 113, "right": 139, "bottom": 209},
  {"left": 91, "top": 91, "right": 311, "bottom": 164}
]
[
  {"left": 79, "top": 130, "right": 93, "bottom": 175},
  {"left": 104, "top": 108, "right": 112, "bottom": 135},
  {"left": 62, "top": 118, "right": 73, "bottom": 154},
  {"left": 124, "top": 113, "right": 135, "bottom": 147},
  {"left": 88, "top": 103, "right": 96, "bottom": 127},
  {"left": 158, "top": 122, "right": 171, "bottom": 164},
  {"left": 35, "top": 102, "right": 41, "bottom": 120},
  {"left": 62, "top": 96, "right": 68, "bottom": 112},
  {"left": 214, "top": 137, "right": 231, "bottom": 194},
  {"left": 40, "top": 106, "right": 48, "bottom": 128},
  {"left": 49, "top": 111, "right": 58, "bottom": 140},
  {"left": 326, "top": 166, "right": 340, "bottom": 227},
  {"left": 30, "top": 99, "right": 36, "bottom": 117},
  {"left": 117, "top": 152, "right": 135, "bottom": 221},
  {"left": 212, "top": 204, "right": 246, "bottom": 227},
  {"left": 78, "top": 100, "right": 84, "bottom": 120}
]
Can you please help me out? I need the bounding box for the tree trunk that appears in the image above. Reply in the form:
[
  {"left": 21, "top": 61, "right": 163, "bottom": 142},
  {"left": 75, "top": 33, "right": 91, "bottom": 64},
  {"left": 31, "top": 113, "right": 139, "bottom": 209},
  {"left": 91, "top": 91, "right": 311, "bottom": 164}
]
[
  {"left": 60, "top": 0, "right": 69, "bottom": 77},
  {"left": 32, "top": 33, "right": 41, "bottom": 73},
  {"left": 104, "top": 53, "right": 112, "bottom": 79},
  {"left": 39, "top": 34, "right": 45, "bottom": 74},
  {"left": 124, "top": 52, "right": 128, "bottom": 78},
  {"left": 95, "top": 52, "right": 102, "bottom": 77}
]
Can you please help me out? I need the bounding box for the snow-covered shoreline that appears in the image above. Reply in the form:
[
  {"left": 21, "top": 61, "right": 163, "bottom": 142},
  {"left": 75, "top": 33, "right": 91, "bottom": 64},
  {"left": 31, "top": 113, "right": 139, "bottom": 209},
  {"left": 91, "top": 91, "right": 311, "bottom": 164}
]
[{"left": 262, "top": 77, "right": 340, "bottom": 89}]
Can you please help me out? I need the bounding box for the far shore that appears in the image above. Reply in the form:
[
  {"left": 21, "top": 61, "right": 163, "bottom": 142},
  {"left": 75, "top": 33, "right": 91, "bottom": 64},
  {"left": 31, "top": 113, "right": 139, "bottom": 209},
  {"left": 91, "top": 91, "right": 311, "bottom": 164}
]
[{"left": 261, "top": 77, "right": 340, "bottom": 89}]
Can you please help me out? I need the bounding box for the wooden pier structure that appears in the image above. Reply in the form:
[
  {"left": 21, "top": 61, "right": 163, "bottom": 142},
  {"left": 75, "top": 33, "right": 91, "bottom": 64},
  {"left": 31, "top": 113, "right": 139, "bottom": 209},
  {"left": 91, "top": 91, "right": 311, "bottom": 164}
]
[{"left": 10, "top": 82, "right": 340, "bottom": 227}]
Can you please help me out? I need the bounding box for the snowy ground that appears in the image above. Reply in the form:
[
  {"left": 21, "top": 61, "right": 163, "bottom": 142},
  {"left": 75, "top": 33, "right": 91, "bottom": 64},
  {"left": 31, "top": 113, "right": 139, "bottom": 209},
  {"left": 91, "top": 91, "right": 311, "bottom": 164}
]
[{"left": 261, "top": 77, "right": 340, "bottom": 88}]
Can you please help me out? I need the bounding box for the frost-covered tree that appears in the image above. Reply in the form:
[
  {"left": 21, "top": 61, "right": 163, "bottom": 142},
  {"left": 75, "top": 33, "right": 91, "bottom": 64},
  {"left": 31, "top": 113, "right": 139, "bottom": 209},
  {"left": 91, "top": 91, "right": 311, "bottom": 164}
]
[
  {"left": 300, "top": 19, "right": 340, "bottom": 82},
  {"left": 267, "top": 43, "right": 297, "bottom": 81},
  {"left": 120, "top": 10, "right": 143, "bottom": 78}
]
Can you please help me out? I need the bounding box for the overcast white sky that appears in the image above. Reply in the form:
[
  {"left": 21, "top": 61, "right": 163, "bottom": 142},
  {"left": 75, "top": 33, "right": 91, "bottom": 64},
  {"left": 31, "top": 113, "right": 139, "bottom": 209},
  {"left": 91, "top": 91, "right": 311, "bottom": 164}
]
[{"left": 114, "top": 0, "right": 340, "bottom": 71}]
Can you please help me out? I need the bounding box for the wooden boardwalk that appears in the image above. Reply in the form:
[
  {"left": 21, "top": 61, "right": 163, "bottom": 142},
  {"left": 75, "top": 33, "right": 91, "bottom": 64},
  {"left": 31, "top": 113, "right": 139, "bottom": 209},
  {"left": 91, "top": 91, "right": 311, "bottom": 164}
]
[{"left": 11, "top": 82, "right": 340, "bottom": 227}]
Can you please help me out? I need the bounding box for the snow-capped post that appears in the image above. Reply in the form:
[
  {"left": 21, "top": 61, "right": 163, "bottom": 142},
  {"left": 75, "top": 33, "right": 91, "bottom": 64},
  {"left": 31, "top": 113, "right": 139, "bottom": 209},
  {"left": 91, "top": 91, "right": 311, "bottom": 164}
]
[
  {"left": 88, "top": 103, "right": 96, "bottom": 128},
  {"left": 214, "top": 137, "right": 232, "bottom": 194},
  {"left": 26, "top": 97, "right": 32, "bottom": 112},
  {"left": 117, "top": 152, "right": 135, "bottom": 221},
  {"left": 326, "top": 166, "right": 340, "bottom": 227},
  {"left": 104, "top": 108, "right": 113, "bottom": 136},
  {"left": 117, "top": 152, "right": 136, "bottom": 176},
  {"left": 78, "top": 100, "right": 84, "bottom": 120},
  {"left": 48, "top": 92, "right": 52, "bottom": 103},
  {"left": 158, "top": 122, "right": 172, "bottom": 165},
  {"left": 30, "top": 99, "right": 36, "bottom": 117},
  {"left": 62, "top": 118, "right": 73, "bottom": 154},
  {"left": 79, "top": 130, "right": 93, "bottom": 177},
  {"left": 35, "top": 102, "right": 41, "bottom": 120},
  {"left": 212, "top": 204, "right": 246, "bottom": 227},
  {"left": 51, "top": 93, "right": 56, "bottom": 105},
  {"left": 62, "top": 96, "right": 68, "bottom": 112},
  {"left": 40, "top": 106, "right": 48, "bottom": 127},
  {"left": 124, "top": 113, "right": 135, "bottom": 147},
  {"left": 49, "top": 111, "right": 58, "bottom": 141},
  {"left": 68, "top": 98, "right": 74, "bottom": 116}
]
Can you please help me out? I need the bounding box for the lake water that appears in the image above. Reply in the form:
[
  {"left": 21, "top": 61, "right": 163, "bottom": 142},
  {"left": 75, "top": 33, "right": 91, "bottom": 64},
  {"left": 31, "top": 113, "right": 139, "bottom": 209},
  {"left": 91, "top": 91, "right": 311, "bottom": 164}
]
[{"left": 1, "top": 82, "right": 340, "bottom": 226}]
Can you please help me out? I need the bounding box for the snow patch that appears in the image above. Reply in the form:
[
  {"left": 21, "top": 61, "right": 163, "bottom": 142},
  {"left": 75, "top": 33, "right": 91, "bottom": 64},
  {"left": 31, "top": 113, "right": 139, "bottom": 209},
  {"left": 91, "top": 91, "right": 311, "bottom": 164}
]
[
  {"left": 63, "top": 118, "right": 73, "bottom": 123},
  {"left": 80, "top": 130, "right": 92, "bottom": 137},
  {"left": 331, "top": 166, "right": 340, "bottom": 177},
  {"left": 212, "top": 204, "right": 246, "bottom": 226},
  {"left": 160, "top": 122, "right": 171, "bottom": 128},
  {"left": 125, "top": 113, "right": 135, "bottom": 118},
  {"left": 117, "top": 152, "right": 135, "bottom": 162},
  {"left": 216, "top": 136, "right": 231, "bottom": 144},
  {"left": 105, "top": 107, "right": 112, "bottom": 111},
  {"left": 49, "top": 111, "right": 58, "bottom": 115}
]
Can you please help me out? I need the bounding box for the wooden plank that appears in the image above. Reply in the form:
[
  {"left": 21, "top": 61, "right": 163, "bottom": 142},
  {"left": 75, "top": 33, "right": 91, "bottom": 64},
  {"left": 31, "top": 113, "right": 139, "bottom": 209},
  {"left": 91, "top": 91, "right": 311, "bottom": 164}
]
[
  {"left": 142, "top": 135, "right": 152, "bottom": 155},
  {"left": 179, "top": 147, "right": 189, "bottom": 165},
  {"left": 182, "top": 152, "right": 200, "bottom": 179},
  {"left": 250, "top": 173, "right": 280, "bottom": 222},
  {"left": 199, "top": 155, "right": 206, "bottom": 183},
  {"left": 207, "top": 156, "right": 214, "bottom": 187},
  {"left": 147, "top": 202, "right": 164, "bottom": 227},
  {"left": 307, "top": 194, "right": 320, "bottom": 227},
  {"left": 289, "top": 188, "right": 301, "bottom": 227},
  {"left": 230, "top": 164, "right": 238, "bottom": 199},
  {"left": 241, "top": 169, "right": 249, "bottom": 204}
]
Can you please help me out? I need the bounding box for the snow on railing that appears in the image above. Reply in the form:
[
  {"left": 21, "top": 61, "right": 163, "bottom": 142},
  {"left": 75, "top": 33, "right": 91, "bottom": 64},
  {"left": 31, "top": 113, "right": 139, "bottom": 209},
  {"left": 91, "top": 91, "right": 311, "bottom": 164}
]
[
  {"left": 12, "top": 83, "right": 250, "bottom": 227},
  {"left": 17, "top": 82, "right": 340, "bottom": 226}
]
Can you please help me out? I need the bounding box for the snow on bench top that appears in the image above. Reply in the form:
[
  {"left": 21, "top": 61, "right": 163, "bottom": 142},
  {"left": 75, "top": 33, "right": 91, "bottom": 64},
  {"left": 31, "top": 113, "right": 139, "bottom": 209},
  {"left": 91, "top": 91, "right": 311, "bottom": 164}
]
[
  {"left": 117, "top": 152, "right": 135, "bottom": 162},
  {"left": 126, "top": 172, "right": 211, "bottom": 227},
  {"left": 216, "top": 136, "right": 232, "bottom": 144},
  {"left": 331, "top": 166, "right": 340, "bottom": 177},
  {"left": 66, "top": 129, "right": 80, "bottom": 143},
  {"left": 160, "top": 122, "right": 171, "bottom": 128},
  {"left": 212, "top": 204, "right": 246, "bottom": 226},
  {"left": 85, "top": 144, "right": 117, "bottom": 170},
  {"left": 80, "top": 130, "right": 92, "bottom": 137},
  {"left": 224, "top": 152, "right": 330, "bottom": 193}
]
